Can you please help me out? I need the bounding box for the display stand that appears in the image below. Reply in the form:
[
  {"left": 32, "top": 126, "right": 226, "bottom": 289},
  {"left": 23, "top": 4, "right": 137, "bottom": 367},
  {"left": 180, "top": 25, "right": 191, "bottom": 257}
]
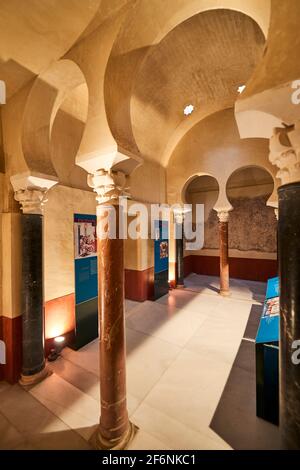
[
  {"left": 255, "top": 277, "right": 279, "bottom": 425},
  {"left": 72, "top": 214, "right": 98, "bottom": 349},
  {"left": 153, "top": 220, "right": 169, "bottom": 300}
]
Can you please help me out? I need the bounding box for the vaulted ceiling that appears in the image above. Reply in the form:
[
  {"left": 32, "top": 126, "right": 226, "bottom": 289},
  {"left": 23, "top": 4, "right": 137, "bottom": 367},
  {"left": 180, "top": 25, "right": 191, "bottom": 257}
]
[
  {"left": 0, "top": 0, "right": 123, "bottom": 99},
  {"left": 130, "top": 9, "right": 265, "bottom": 164},
  {"left": 0, "top": 0, "right": 271, "bottom": 174}
]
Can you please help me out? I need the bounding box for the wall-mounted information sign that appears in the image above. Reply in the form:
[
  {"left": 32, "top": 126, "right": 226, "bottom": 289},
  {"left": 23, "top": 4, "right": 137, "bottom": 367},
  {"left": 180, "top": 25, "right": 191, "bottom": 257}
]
[{"left": 73, "top": 214, "right": 98, "bottom": 349}]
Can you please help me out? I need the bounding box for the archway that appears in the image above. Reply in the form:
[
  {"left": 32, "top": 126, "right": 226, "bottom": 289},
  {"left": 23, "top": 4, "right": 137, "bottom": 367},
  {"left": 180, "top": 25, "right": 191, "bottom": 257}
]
[
  {"left": 225, "top": 165, "right": 277, "bottom": 282},
  {"left": 182, "top": 174, "right": 220, "bottom": 282}
]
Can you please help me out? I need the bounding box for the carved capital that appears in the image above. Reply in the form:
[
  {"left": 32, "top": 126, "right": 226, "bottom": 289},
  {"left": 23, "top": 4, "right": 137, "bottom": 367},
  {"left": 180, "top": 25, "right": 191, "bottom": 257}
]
[
  {"left": 14, "top": 188, "right": 48, "bottom": 215},
  {"left": 88, "top": 169, "right": 130, "bottom": 205},
  {"left": 173, "top": 210, "right": 184, "bottom": 225},
  {"left": 269, "top": 123, "right": 300, "bottom": 185},
  {"left": 217, "top": 210, "right": 230, "bottom": 223},
  {"left": 10, "top": 171, "right": 58, "bottom": 214}
]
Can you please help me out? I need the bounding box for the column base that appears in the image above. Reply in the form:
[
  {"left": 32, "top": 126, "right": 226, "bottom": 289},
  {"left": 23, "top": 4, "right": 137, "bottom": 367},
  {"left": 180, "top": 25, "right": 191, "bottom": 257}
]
[
  {"left": 220, "top": 289, "right": 231, "bottom": 297},
  {"left": 19, "top": 366, "right": 52, "bottom": 388},
  {"left": 91, "top": 421, "right": 138, "bottom": 450},
  {"left": 177, "top": 283, "right": 185, "bottom": 289}
]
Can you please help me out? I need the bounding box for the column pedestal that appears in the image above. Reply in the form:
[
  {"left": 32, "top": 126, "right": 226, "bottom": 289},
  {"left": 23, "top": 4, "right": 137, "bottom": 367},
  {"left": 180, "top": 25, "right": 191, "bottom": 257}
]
[
  {"left": 278, "top": 182, "right": 300, "bottom": 449},
  {"left": 218, "top": 211, "right": 230, "bottom": 297}
]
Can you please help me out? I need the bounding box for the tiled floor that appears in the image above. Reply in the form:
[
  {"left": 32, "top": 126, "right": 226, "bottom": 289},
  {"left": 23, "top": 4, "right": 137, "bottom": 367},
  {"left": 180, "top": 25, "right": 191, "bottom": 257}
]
[{"left": 0, "top": 275, "right": 270, "bottom": 450}]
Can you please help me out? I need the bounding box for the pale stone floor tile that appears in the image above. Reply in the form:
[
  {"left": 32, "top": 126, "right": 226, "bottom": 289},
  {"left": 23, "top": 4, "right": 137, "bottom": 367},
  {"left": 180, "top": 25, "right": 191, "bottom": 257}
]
[
  {"left": 157, "top": 288, "right": 220, "bottom": 314},
  {"left": 143, "top": 349, "right": 233, "bottom": 436},
  {"left": 125, "top": 299, "right": 141, "bottom": 315},
  {"left": 0, "top": 381, "right": 12, "bottom": 395},
  {"left": 126, "top": 300, "right": 207, "bottom": 347},
  {"left": 49, "top": 356, "right": 139, "bottom": 416},
  {"left": 24, "top": 428, "right": 92, "bottom": 450},
  {"left": 29, "top": 373, "right": 99, "bottom": 441},
  {"left": 126, "top": 328, "right": 181, "bottom": 402},
  {"left": 49, "top": 355, "right": 100, "bottom": 400},
  {"left": 0, "top": 274, "right": 259, "bottom": 450},
  {"left": 0, "top": 412, "right": 25, "bottom": 450},
  {"left": 62, "top": 341, "right": 99, "bottom": 376},
  {"left": 0, "top": 384, "right": 90, "bottom": 450},
  {"left": 132, "top": 403, "right": 231, "bottom": 450},
  {"left": 0, "top": 384, "right": 68, "bottom": 435},
  {"left": 185, "top": 304, "right": 250, "bottom": 364},
  {"left": 185, "top": 274, "right": 266, "bottom": 303},
  {"left": 12, "top": 440, "right": 38, "bottom": 450},
  {"left": 128, "top": 429, "right": 172, "bottom": 450}
]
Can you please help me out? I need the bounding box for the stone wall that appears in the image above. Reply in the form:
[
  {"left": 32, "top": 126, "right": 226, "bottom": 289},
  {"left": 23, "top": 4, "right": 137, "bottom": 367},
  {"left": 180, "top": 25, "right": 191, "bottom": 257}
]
[{"left": 203, "top": 195, "right": 277, "bottom": 252}]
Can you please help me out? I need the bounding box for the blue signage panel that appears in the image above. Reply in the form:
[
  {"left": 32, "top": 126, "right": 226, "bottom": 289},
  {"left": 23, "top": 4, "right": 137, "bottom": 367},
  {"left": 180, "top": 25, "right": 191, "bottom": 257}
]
[
  {"left": 154, "top": 220, "right": 169, "bottom": 274},
  {"left": 256, "top": 276, "right": 279, "bottom": 344},
  {"left": 266, "top": 276, "right": 280, "bottom": 299},
  {"left": 256, "top": 315, "right": 279, "bottom": 344},
  {"left": 74, "top": 214, "right": 98, "bottom": 305}
]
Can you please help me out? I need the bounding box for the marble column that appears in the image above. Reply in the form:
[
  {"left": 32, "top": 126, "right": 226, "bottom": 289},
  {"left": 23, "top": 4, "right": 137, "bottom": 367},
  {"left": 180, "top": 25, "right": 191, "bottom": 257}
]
[
  {"left": 88, "top": 169, "right": 135, "bottom": 450},
  {"left": 278, "top": 183, "right": 300, "bottom": 449},
  {"left": 14, "top": 189, "right": 50, "bottom": 386},
  {"left": 269, "top": 124, "right": 300, "bottom": 448},
  {"left": 217, "top": 211, "right": 230, "bottom": 296},
  {"left": 174, "top": 212, "right": 184, "bottom": 288}
]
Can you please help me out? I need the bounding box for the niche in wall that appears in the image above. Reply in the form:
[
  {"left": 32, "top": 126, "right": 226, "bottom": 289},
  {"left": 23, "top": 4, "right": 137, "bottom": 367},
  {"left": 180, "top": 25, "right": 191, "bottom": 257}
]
[
  {"left": 185, "top": 174, "right": 219, "bottom": 249},
  {"left": 226, "top": 166, "right": 276, "bottom": 254}
]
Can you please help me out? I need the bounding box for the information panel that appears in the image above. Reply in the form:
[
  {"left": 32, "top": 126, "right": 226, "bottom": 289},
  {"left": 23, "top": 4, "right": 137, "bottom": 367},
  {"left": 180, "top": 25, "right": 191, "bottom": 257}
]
[
  {"left": 73, "top": 214, "right": 98, "bottom": 349},
  {"left": 74, "top": 214, "right": 97, "bottom": 304},
  {"left": 153, "top": 220, "right": 169, "bottom": 300},
  {"left": 255, "top": 276, "right": 279, "bottom": 425}
]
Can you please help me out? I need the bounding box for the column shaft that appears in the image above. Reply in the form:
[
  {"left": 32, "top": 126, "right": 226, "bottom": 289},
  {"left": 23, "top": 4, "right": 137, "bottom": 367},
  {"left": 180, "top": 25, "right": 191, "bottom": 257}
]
[
  {"left": 20, "top": 214, "right": 46, "bottom": 383},
  {"left": 278, "top": 182, "right": 300, "bottom": 449},
  {"left": 96, "top": 204, "right": 134, "bottom": 449},
  {"left": 219, "top": 220, "right": 230, "bottom": 296},
  {"left": 176, "top": 222, "right": 184, "bottom": 287}
]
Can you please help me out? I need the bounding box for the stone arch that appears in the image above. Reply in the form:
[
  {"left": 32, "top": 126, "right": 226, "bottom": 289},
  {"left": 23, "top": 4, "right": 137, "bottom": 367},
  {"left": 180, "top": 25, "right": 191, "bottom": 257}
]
[
  {"left": 22, "top": 59, "right": 88, "bottom": 178},
  {"left": 182, "top": 174, "right": 222, "bottom": 253},
  {"left": 225, "top": 165, "right": 277, "bottom": 254},
  {"left": 50, "top": 82, "right": 89, "bottom": 189},
  {"left": 181, "top": 173, "right": 219, "bottom": 204},
  {"left": 226, "top": 164, "right": 277, "bottom": 208},
  {"left": 104, "top": 0, "right": 271, "bottom": 159}
]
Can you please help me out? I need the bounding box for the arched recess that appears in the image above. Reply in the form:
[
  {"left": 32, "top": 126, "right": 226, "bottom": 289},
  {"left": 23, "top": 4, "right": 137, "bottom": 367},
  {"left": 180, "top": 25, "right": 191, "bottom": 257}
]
[
  {"left": 50, "top": 82, "right": 90, "bottom": 190},
  {"left": 226, "top": 165, "right": 277, "bottom": 255},
  {"left": 167, "top": 107, "right": 277, "bottom": 210},
  {"left": 104, "top": 0, "right": 271, "bottom": 159},
  {"left": 22, "top": 59, "right": 87, "bottom": 178},
  {"left": 183, "top": 174, "right": 220, "bottom": 251},
  {"left": 235, "top": 1, "right": 300, "bottom": 139}
]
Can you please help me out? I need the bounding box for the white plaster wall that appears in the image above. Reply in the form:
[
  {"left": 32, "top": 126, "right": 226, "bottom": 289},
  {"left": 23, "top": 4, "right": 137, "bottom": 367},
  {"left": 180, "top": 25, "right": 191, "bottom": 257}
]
[{"left": 44, "top": 184, "right": 96, "bottom": 302}]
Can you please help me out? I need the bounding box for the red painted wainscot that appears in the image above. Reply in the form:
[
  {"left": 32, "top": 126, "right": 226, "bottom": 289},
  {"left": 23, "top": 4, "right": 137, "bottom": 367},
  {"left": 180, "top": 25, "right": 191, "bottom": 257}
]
[{"left": 184, "top": 255, "right": 277, "bottom": 283}]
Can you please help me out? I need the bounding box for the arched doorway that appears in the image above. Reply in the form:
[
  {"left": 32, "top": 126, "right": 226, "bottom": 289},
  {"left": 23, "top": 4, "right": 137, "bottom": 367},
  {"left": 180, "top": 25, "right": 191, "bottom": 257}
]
[
  {"left": 226, "top": 166, "right": 277, "bottom": 282},
  {"left": 182, "top": 174, "right": 220, "bottom": 281}
]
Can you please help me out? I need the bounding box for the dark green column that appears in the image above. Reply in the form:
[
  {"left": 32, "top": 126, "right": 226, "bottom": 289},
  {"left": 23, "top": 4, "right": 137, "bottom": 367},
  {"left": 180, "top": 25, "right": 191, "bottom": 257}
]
[{"left": 278, "top": 182, "right": 300, "bottom": 449}]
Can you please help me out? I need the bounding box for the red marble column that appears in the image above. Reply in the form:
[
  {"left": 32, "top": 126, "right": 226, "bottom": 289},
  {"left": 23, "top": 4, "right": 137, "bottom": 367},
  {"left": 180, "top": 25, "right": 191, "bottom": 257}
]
[
  {"left": 218, "top": 211, "right": 230, "bottom": 296},
  {"left": 89, "top": 170, "right": 136, "bottom": 450}
]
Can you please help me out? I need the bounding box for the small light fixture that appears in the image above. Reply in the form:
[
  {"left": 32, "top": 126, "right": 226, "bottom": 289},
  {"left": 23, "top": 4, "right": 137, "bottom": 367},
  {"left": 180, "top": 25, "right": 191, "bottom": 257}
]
[
  {"left": 184, "top": 104, "right": 194, "bottom": 116},
  {"left": 48, "top": 336, "right": 66, "bottom": 362},
  {"left": 237, "top": 85, "right": 246, "bottom": 94},
  {"left": 54, "top": 336, "right": 65, "bottom": 344}
]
